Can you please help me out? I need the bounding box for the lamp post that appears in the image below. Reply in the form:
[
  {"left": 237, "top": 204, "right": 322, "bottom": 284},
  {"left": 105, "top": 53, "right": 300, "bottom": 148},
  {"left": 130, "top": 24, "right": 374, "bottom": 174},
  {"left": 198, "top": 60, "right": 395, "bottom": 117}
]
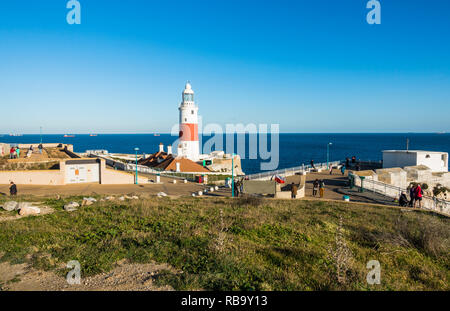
[
  {"left": 231, "top": 153, "right": 235, "bottom": 198},
  {"left": 134, "top": 147, "right": 139, "bottom": 184},
  {"left": 327, "top": 142, "right": 333, "bottom": 169}
]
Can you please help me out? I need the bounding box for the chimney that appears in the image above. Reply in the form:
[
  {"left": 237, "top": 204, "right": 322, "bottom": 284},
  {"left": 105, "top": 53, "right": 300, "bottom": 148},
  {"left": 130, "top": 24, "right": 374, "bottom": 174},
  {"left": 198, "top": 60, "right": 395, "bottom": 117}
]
[
  {"left": 167, "top": 145, "right": 172, "bottom": 155},
  {"left": 176, "top": 162, "right": 181, "bottom": 172},
  {"left": 159, "top": 143, "right": 164, "bottom": 152},
  {"left": 177, "top": 144, "right": 183, "bottom": 157}
]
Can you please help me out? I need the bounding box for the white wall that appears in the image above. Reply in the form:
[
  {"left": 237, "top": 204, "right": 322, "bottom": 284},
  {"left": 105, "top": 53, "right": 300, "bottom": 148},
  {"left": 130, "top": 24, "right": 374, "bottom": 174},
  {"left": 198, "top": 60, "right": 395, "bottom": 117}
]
[
  {"left": 383, "top": 152, "right": 417, "bottom": 169},
  {"left": 416, "top": 152, "right": 448, "bottom": 172},
  {"left": 383, "top": 151, "right": 448, "bottom": 172}
]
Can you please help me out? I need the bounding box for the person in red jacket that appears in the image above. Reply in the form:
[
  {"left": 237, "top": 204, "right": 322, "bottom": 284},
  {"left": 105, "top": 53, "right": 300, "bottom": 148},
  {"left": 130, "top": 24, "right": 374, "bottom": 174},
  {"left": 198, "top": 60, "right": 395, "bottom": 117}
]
[{"left": 414, "top": 183, "right": 423, "bottom": 209}]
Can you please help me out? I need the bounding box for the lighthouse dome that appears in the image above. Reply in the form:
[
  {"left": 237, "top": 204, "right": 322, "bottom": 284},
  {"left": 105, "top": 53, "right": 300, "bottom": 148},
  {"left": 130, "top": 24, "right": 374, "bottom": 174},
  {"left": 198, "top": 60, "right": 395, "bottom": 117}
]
[{"left": 183, "top": 82, "right": 194, "bottom": 94}]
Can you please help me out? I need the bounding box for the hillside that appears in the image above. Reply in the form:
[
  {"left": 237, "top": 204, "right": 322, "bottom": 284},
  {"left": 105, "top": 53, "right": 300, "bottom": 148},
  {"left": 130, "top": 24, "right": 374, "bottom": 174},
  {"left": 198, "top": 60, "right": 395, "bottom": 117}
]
[{"left": 0, "top": 195, "right": 448, "bottom": 290}]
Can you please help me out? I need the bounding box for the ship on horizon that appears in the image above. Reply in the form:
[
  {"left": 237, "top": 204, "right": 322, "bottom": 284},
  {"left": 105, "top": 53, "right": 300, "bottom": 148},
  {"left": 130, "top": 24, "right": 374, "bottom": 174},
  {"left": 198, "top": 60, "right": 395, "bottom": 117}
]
[{"left": 63, "top": 134, "right": 75, "bottom": 138}]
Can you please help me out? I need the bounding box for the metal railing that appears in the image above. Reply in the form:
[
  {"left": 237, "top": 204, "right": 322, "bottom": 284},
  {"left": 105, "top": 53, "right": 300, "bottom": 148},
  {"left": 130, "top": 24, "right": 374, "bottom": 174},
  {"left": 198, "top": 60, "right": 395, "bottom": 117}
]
[
  {"left": 351, "top": 174, "right": 450, "bottom": 216},
  {"left": 246, "top": 161, "right": 341, "bottom": 180}
]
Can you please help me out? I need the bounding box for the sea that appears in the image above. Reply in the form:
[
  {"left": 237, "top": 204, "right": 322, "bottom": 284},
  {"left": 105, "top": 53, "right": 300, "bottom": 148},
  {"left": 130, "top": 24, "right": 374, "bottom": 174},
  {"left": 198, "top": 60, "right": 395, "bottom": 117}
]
[{"left": 1, "top": 133, "right": 449, "bottom": 175}]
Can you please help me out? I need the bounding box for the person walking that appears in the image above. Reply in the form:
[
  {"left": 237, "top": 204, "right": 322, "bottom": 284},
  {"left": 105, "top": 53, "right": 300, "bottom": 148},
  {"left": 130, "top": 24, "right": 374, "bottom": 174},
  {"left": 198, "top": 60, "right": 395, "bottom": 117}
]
[
  {"left": 310, "top": 159, "right": 315, "bottom": 170},
  {"left": 9, "top": 181, "right": 17, "bottom": 196},
  {"left": 319, "top": 180, "right": 325, "bottom": 198},
  {"left": 38, "top": 143, "right": 43, "bottom": 154},
  {"left": 291, "top": 182, "right": 298, "bottom": 199},
  {"left": 414, "top": 183, "right": 423, "bottom": 209},
  {"left": 312, "top": 179, "right": 319, "bottom": 197},
  {"left": 340, "top": 165, "right": 346, "bottom": 175},
  {"left": 329, "top": 165, "right": 333, "bottom": 175}
]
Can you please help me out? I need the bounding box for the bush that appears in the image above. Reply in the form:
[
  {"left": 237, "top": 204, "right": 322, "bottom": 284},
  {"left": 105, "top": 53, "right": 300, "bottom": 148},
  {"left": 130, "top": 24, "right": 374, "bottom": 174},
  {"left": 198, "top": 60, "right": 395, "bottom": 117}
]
[{"left": 234, "top": 195, "right": 265, "bottom": 208}]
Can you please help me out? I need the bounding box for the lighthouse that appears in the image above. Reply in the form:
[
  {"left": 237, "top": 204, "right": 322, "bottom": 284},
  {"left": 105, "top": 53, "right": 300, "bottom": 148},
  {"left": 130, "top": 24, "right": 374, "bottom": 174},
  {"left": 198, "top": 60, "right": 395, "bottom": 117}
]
[{"left": 178, "top": 82, "right": 200, "bottom": 161}]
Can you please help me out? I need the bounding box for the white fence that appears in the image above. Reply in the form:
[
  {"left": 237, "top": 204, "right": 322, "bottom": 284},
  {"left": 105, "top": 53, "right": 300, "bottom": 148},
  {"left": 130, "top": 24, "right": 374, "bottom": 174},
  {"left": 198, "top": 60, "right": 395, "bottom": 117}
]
[
  {"left": 246, "top": 161, "right": 341, "bottom": 181},
  {"left": 350, "top": 173, "right": 450, "bottom": 216}
]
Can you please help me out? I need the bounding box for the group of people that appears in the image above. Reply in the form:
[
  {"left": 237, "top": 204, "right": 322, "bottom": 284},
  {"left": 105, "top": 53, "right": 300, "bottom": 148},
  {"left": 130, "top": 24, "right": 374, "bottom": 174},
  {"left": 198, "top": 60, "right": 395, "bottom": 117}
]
[
  {"left": 9, "top": 144, "right": 43, "bottom": 159},
  {"left": 312, "top": 179, "right": 326, "bottom": 198},
  {"left": 9, "top": 146, "right": 21, "bottom": 159},
  {"left": 398, "top": 183, "right": 423, "bottom": 208}
]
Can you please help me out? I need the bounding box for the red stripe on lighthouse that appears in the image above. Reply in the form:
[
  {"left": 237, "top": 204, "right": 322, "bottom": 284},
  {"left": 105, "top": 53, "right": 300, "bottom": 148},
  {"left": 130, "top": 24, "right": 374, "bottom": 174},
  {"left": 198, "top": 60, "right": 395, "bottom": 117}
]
[{"left": 179, "top": 123, "right": 198, "bottom": 141}]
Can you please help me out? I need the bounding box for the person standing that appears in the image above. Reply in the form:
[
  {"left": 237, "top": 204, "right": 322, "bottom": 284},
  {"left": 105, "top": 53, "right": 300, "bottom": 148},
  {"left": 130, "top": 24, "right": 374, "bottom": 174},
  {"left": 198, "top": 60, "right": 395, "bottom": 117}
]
[
  {"left": 234, "top": 180, "right": 240, "bottom": 198},
  {"left": 310, "top": 159, "right": 315, "bottom": 170},
  {"left": 312, "top": 179, "right": 319, "bottom": 197},
  {"left": 10, "top": 147, "right": 15, "bottom": 159},
  {"left": 291, "top": 182, "right": 298, "bottom": 199},
  {"left": 15, "top": 146, "right": 21, "bottom": 159},
  {"left": 329, "top": 165, "right": 333, "bottom": 175},
  {"left": 38, "top": 143, "right": 43, "bottom": 154},
  {"left": 9, "top": 181, "right": 17, "bottom": 196},
  {"left": 414, "top": 183, "right": 423, "bottom": 209},
  {"left": 319, "top": 180, "right": 325, "bottom": 198},
  {"left": 340, "top": 165, "right": 346, "bottom": 175},
  {"left": 409, "top": 185, "right": 416, "bottom": 207}
]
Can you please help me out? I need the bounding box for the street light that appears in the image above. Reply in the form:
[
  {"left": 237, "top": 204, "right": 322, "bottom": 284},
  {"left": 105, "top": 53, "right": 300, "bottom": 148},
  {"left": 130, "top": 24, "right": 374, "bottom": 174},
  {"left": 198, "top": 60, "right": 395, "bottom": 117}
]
[
  {"left": 327, "top": 142, "right": 333, "bottom": 169},
  {"left": 134, "top": 147, "right": 140, "bottom": 184}
]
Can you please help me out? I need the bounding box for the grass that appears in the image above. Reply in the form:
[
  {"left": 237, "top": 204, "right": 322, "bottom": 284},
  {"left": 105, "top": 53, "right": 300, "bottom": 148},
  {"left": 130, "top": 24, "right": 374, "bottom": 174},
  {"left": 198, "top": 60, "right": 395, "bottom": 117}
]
[{"left": 0, "top": 195, "right": 448, "bottom": 290}]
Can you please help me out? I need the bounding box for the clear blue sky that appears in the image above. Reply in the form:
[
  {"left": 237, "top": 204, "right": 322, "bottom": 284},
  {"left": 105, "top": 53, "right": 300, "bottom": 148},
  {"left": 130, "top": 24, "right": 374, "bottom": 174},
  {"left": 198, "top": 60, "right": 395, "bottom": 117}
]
[{"left": 1, "top": 0, "right": 449, "bottom": 134}]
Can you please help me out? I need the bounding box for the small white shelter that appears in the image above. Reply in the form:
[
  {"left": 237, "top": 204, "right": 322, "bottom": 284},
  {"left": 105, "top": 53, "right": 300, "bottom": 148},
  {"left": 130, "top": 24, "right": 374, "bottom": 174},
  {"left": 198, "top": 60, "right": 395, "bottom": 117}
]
[{"left": 382, "top": 150, "right": 448, "bottom": 173}]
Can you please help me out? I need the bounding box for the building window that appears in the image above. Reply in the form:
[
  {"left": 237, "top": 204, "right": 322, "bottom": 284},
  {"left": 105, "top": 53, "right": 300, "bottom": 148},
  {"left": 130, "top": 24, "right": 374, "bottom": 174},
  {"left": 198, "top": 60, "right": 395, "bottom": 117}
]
[
  {"left": 191, "top": 110, "right": 194, "bottom": 114},
  {"left": 426, "top": 154, "right": 431, "bottom": 158},
  {"left": 185, "top": 118, "right": 187, "bottom": 122}
]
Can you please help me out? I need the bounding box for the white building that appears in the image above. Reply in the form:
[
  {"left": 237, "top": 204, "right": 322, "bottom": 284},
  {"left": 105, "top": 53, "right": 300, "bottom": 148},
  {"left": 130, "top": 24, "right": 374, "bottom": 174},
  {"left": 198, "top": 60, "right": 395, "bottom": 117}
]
[
  {"left": 177, "top": 82, "right": 200, "bottom": 161},
  {"left": 382, "top": 150, "right": 448, "bottom": 173}
]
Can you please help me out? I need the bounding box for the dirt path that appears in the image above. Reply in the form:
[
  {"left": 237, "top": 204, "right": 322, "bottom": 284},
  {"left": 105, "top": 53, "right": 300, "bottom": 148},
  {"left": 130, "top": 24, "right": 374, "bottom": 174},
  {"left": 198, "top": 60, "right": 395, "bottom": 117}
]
[
  {"left": 0, "top": 259, "right": 176, "bottom": 291},
  {"left": 0, "top": 177, "right": 206, "bottom": 197}
]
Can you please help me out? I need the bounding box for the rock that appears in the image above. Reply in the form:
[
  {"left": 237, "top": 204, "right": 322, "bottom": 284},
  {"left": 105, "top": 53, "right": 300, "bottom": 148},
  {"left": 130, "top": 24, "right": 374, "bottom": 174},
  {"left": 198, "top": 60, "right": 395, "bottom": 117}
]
[
  {"left": 131, "top": 196, "right": 139, "bottom": 200},
  {"left": 64, "top": 202, "right": 80, "bottom": 212},
  {"left": 191, "top": 193, "right": 196, "bottom": 197},
  {"left": 118, "top": 196, "right": 125, "bottom": 201},
  {"left": 2, "top": 201, "right": 18, "bottom": 211},
  {"left": 210, "top": 187, "right": 214, "bottom": 192},
  {"left": 157, "top": 192, "right": 167, "bottom": 197},
  {"left": 214, "top": 186, "right": 219, "bottom": 191},
  {"left": 105, "top": 196, "right": 115, "bottom": 201},
  {"left": 18, "top": 202, "right": 32, "bottom": 210},
  {"left": 19, "top": 206, "right": 41, "bottom": 216},
  {"left": 82, "top": 197, "right": 97, "bottom": 206},
  {"left": 197, "top": 191, "right": 203, "bottom": 196}
]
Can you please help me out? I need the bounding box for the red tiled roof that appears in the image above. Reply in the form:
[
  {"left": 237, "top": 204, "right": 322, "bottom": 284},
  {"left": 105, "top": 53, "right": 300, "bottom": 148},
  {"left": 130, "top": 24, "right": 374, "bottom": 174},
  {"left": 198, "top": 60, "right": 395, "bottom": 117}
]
[{"left": 154, "top": 155, "right": 210, "bottom": 173}]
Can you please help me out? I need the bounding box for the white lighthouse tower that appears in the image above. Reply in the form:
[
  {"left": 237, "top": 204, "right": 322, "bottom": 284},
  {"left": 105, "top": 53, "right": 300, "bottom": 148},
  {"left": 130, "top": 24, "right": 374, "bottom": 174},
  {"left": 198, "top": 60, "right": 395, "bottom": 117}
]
[{"left": 178, "top": 82, "right": 200, "bottom": 161}]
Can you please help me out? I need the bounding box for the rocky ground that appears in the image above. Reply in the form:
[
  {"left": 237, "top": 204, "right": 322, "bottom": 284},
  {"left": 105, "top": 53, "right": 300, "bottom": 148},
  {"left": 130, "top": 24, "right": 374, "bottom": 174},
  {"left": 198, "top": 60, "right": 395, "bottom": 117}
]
[{"left": 0, "top": 259, "right": 176, "bottom": 291}]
